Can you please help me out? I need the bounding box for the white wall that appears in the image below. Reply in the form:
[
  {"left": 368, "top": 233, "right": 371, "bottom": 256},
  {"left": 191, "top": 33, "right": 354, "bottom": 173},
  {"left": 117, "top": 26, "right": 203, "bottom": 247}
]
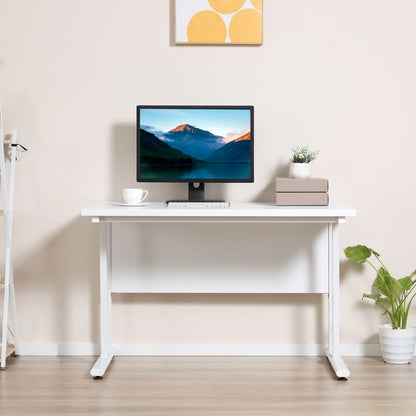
[{"left": 1, "top": 0, "right": 415, "bottom": 352}]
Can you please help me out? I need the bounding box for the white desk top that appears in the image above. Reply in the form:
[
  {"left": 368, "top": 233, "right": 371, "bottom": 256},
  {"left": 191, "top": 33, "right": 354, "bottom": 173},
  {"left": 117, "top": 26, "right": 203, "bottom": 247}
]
[{"left": 81, "top": 202, "right": 356, "bottom": 218}]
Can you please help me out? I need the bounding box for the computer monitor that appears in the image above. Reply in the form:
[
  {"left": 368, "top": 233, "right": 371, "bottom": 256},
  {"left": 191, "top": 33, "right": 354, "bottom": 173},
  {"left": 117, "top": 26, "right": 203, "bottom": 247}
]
[{"left": 137, "top": 105, "right": 254, "bottom": 201}]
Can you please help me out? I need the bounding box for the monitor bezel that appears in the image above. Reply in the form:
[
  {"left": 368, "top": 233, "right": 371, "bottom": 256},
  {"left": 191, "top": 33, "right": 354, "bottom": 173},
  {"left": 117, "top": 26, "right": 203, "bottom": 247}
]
[{"left": 136, "top": 105, "right": 254, "bottom": 183}]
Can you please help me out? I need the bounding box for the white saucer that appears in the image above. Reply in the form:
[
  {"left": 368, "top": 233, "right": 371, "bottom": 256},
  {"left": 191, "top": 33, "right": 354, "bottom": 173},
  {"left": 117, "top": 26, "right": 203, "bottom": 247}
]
[{"left": 112, "top": 202, "right": 149, "bottom": 207}]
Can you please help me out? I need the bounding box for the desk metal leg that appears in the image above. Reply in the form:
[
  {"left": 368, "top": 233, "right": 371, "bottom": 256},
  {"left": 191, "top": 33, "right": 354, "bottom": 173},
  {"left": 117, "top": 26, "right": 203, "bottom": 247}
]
[
  {"left": 326, "top": 221, "right": 350, "bottom": 380},
  {"left": 91, "top": 222, "right": 115, "bottom": 379}
]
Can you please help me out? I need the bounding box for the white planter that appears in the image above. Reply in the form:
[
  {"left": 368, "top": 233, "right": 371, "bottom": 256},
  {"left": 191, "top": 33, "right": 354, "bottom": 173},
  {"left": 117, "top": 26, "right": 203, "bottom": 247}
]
[
  {"left": 290, "top": 163, "right": 311, "bottom": 179},
  {"left": 378, "top": 324, "right": 416, "bottom": 364}
]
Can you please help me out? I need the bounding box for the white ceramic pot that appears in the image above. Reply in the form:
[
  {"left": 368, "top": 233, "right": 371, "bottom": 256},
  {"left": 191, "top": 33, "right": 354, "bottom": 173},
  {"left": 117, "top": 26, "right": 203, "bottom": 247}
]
[
  {"left": 378, "top": 324, "right": 416, "bottom": 364},
  {"left": 290, "top": 163, "right": 311, "bottom": 179}
]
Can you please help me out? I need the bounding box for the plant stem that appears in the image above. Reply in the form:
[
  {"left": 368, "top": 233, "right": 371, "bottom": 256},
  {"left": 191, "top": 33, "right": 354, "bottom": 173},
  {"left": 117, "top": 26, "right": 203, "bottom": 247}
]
[
  {"left": 366, "top": 259, "right": 379, "bottom": 272},
  {"left": 374, "top": 253, "right": 389, "bottom": 273}
]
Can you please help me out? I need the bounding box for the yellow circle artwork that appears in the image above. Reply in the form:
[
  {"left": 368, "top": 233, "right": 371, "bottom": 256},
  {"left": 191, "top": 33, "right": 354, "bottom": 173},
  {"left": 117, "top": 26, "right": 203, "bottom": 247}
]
[
  {"left": 184, "top": 0, "right": 263, "bottom": 44},
  {"left": 229, "top": 9, "right": 262, "bottom": 44},
  {"left": 208, "top": 0, "right": 246, "bottom": 15},
  {"left": 250, "top": 0, "right": 262, "bottom": 11},
  {"left": 187, "top": 10, "right": 227, "bottom": 44}
]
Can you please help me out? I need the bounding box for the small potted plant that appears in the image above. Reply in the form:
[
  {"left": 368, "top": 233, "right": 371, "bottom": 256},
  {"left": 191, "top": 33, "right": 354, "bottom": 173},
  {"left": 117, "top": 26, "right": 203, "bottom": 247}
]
[
  {"left": 290, "top": 145, "right": 319, "bottom": 179},
  {"left": 344, "top": 244, "right": 416, "bottom": 364}
]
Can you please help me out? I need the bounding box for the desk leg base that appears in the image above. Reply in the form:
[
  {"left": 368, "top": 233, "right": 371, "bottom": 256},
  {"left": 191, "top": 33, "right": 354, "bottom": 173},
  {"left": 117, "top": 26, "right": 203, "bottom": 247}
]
[
  {"left": 325, "top": 348, "right": 350, "bottom": 380},
  {"left": 90, "top": 348, "right": 115, "bottom": 379}
]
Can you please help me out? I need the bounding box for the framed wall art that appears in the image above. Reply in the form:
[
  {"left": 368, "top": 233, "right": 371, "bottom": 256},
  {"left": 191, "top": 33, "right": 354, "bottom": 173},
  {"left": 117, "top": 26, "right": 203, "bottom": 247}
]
[{"left": 175, "top": 0, "right": 263, "bottom": 45}]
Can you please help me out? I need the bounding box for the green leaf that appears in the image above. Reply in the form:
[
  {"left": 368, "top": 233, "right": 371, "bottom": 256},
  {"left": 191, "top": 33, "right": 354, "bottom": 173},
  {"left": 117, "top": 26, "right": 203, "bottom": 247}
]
[
  {"left": 344, "top": 245, "right": 372, "bottom": 263},
  {"left": 398, "top": 276, "right": 413, "bottom": 291},
  {"left": 375, "top": 267, "right": 393, "bottom": 297},
  {"left": 391, "top": 277, "right": 402, "bottom": 296},
  {"left": 370, "top": 248, "right": 381, "bottom": 257},
  {"left": 375, "top": 267, "right": 402, "bottom": 297},
  {"left": 362, "top": 293, "right": 381, "bottom": 300}
]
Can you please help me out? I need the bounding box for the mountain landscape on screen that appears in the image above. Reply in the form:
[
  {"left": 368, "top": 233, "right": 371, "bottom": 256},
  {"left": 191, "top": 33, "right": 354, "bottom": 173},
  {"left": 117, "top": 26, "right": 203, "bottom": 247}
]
[
  {"left": 139, "top": 121, "right": 251, "bottom": 180},
  {"left": 139, "top": 129, "right": 195, "bottom": 165},
  {"left": 204, "top": 132, "right": 251, "bottom": 164},
  {"left": 162, "top": 124, "right": 223, "bottom": 159}
]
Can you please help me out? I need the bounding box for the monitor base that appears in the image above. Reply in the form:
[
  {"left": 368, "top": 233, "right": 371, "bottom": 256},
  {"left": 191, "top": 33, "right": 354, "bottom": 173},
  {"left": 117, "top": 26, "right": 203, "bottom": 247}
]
[
  {"left": 188, "top": 182, "right": 205, "bottom": 201},
  {"left": 166, "top": 200, "right": 226, "bottom": 204},
  {"left": 166, "top": 182, "right": 226, "bottom": 204}
]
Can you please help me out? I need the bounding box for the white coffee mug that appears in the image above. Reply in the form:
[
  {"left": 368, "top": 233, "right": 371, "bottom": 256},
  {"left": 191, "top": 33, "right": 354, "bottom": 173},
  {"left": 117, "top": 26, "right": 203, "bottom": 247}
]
[{"left": 122, "top": 188, "right": 149, "bottom": 205}]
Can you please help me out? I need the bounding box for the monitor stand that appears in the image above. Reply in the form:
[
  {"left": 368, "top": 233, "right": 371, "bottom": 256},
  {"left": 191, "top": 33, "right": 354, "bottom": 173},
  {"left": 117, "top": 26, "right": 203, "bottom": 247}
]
[{"left": 166, "top": 182, "right": 225, "bottom": 203}]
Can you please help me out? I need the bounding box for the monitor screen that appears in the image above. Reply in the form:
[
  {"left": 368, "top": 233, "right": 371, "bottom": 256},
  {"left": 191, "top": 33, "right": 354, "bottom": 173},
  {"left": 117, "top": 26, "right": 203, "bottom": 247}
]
[{"left": 137, "top": 105, "right": 254, "bottom": 183}]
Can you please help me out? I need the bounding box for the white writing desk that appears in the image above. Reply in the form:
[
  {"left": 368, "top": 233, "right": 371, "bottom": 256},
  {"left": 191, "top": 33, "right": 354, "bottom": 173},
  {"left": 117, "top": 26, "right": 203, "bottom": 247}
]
[{"left": 81, "top": 202, "right": 356, "bottom": 380}]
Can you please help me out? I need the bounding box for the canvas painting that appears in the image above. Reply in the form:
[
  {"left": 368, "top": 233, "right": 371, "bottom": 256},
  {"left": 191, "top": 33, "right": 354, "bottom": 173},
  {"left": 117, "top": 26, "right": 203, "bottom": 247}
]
[{"left": 175, "top": 0, "right": 263, "bottom": 45}]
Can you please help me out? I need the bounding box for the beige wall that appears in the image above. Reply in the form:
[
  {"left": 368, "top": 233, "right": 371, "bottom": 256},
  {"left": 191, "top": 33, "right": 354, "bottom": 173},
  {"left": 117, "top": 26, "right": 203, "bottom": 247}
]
[{"left": 1, "top": 0, "right": 415, "bottom": 349}]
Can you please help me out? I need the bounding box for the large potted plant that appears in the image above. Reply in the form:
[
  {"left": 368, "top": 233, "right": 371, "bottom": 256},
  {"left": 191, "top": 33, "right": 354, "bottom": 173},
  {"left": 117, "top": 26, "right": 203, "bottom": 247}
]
[{"left": 344, "top": 244, "right": 416, "bottom": 364}]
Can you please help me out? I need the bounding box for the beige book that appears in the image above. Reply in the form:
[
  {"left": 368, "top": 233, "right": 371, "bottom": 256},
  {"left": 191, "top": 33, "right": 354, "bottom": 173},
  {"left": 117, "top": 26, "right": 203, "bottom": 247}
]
[
  {"left": 275, "top": 192, "right": 329, "bottom": 206},
  {"left": 275, "top": 177, "right": 329, "bottom": 192}
]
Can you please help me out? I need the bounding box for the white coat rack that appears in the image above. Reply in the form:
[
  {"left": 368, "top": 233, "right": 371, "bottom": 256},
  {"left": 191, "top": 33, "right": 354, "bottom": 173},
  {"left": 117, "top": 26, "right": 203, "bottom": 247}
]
[{"left": 0, "top": 129, "right": 22, "bottom": 369}]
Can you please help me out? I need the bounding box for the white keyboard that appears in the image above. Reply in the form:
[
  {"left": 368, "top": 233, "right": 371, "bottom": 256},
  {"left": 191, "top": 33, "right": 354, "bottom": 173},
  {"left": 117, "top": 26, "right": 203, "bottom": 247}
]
[{"left": 167, "top": 201, "right": 230, "bottom": 208}]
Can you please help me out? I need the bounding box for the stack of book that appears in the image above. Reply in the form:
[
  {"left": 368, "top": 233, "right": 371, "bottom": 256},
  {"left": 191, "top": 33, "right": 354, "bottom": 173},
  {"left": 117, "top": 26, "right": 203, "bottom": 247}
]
[{"left": 275, "top": 177, "right": 329, "bottom": 206}]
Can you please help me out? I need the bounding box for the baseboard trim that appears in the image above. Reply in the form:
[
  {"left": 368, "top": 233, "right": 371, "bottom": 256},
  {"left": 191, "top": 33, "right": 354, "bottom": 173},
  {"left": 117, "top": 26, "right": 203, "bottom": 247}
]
[
  {"left": 20, "top": 343, "right": 99, "bottom": 356},
  {"left": 19, "top": 343, "right": 382, "bottom": 357}
]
